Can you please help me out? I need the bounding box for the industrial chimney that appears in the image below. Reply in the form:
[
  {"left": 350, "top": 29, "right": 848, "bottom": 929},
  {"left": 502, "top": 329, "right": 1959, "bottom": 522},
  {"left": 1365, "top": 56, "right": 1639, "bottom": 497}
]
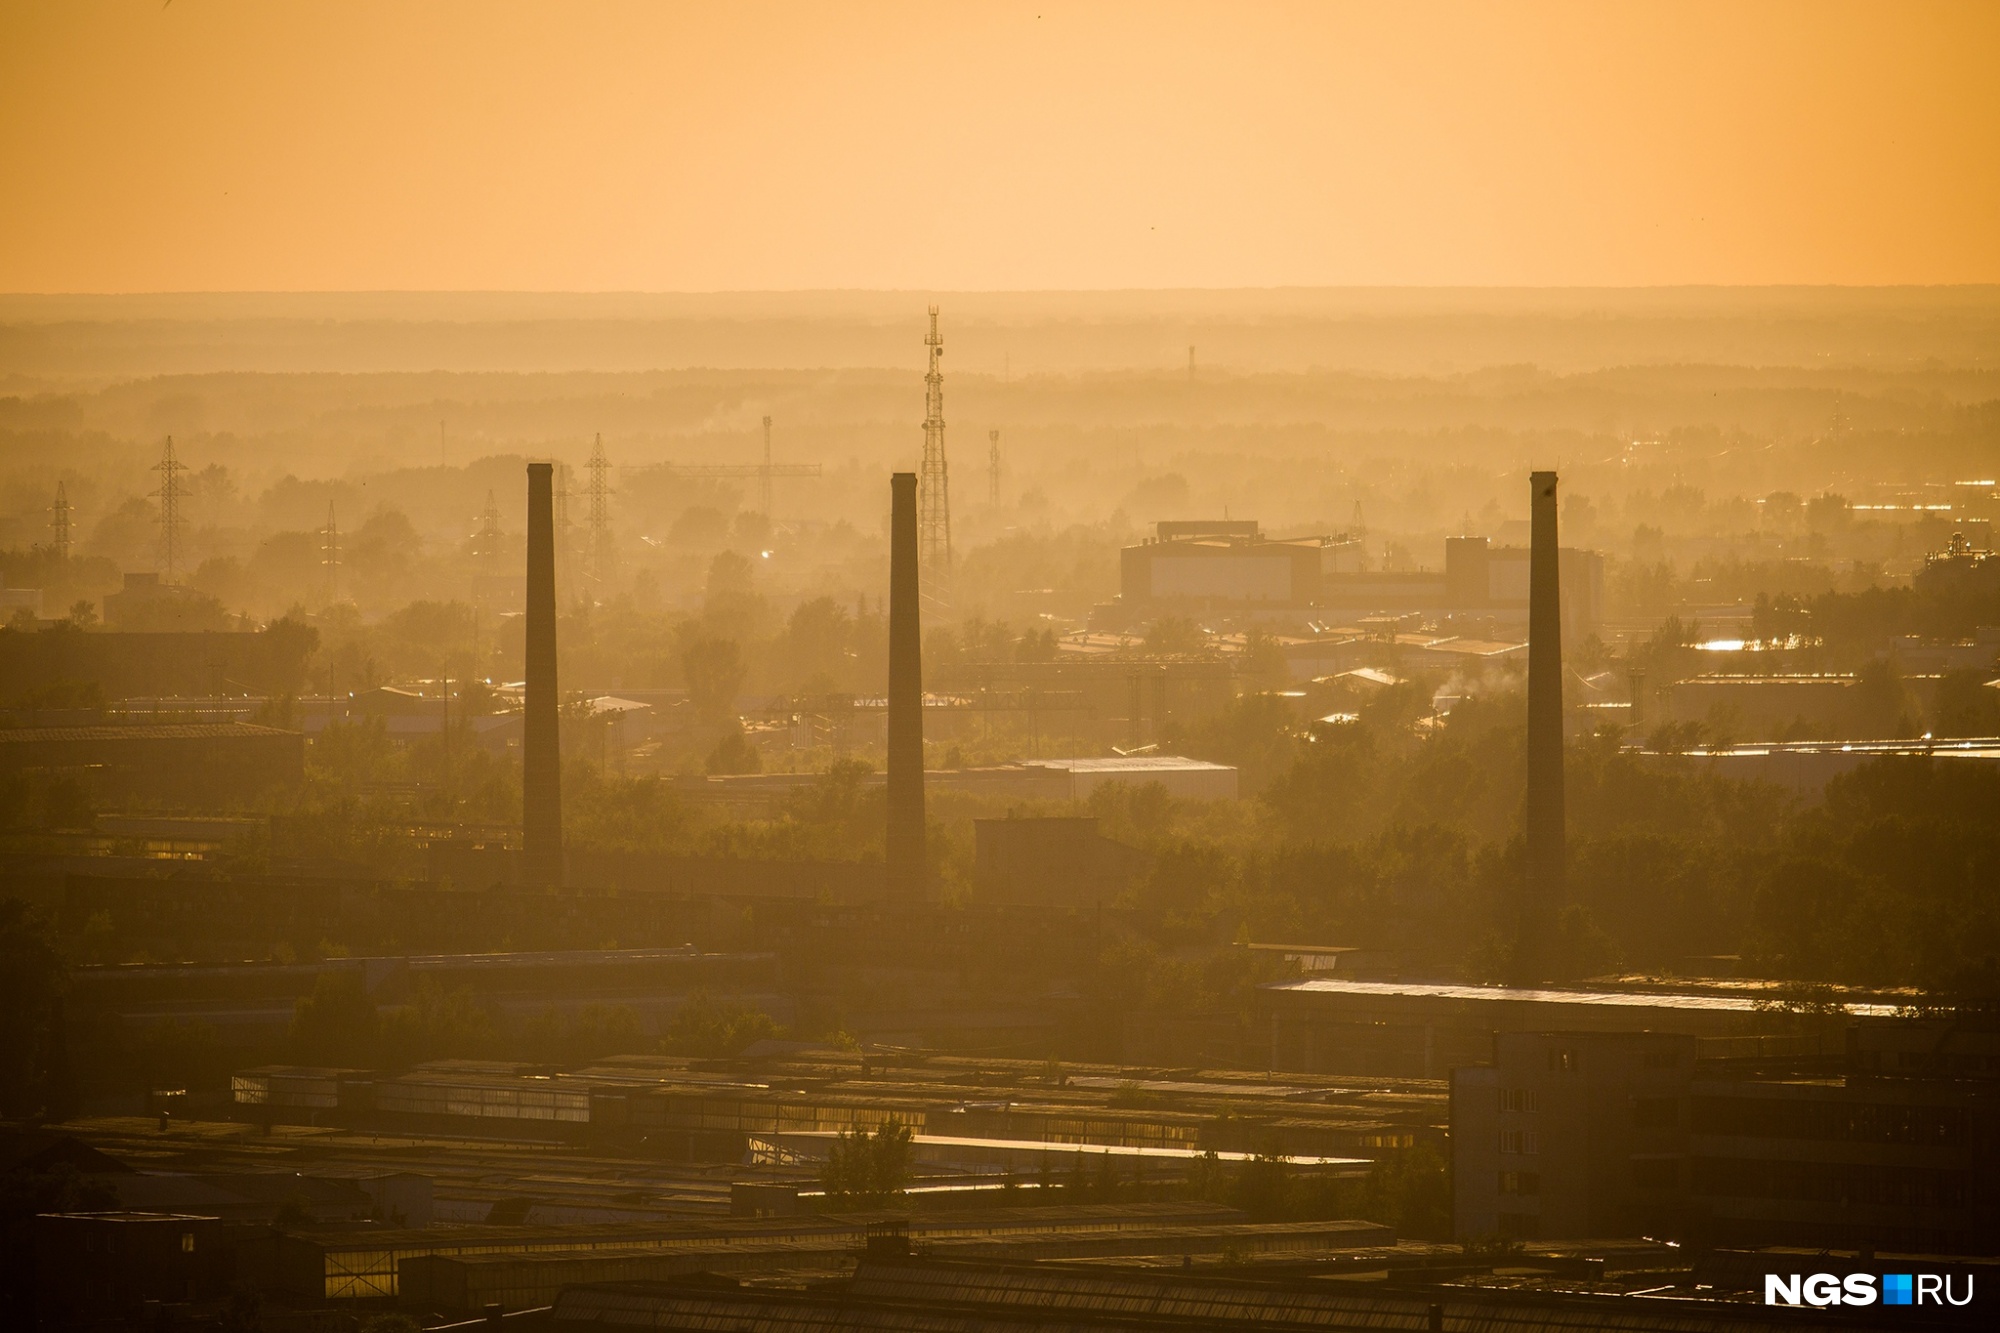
[
  {"left": 523, "top": 462, "right": 563, "bottom": 887},
  {"left": 1520, "top": 469, "right": 1565, "bottom": 978},
  {"left": 886, "top": 471, "right": 926, "bottom": 900}
]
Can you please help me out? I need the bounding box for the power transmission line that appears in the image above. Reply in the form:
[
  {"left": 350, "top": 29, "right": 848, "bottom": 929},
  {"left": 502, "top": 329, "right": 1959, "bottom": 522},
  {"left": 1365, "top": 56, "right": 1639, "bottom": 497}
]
[
  {"left": 50, "top": 482, "right": 71, "bottom": 562},
  {"left": 152, "top": 437, "right": 189, "bottom": 583},
  {"left": 585, "top": 434, "right": 615, "bottom": 585}
]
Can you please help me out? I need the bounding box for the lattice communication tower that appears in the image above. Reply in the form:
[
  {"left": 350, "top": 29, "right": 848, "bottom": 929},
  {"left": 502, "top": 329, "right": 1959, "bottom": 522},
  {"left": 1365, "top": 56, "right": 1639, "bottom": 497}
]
[{"left": 918, "top": 307, "right": 952, "bottom": 612}]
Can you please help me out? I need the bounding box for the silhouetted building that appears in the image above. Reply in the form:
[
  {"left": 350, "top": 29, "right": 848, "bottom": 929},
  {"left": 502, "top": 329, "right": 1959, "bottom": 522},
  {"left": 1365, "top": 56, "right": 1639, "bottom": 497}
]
[
  {"left": 887, "top": 471, "right": 926, "bottom": 901},
  {"left": 1259, "top": 977, "right": 1890, "bottom": 1079},
  {"left": 972, "top": 816, "right": 1142, "bottom": 907},
  {"left": 1453, "top": 1019, "right": 2000, "bottom": 1254},
  {"left": 0, "top": 574, "right": 43, "bottom": 620},
  {"left": 1315, "top": 535, "right": 1604, "bottom": 636},
  {"left": 34, "top": 1211, "right": 227, "bottom": 1322},
  {"left": 0, "top": 721, "right": 302, "bottom": 805},
  {"left": 0, "top": 622, "right": 315, "bottom": 699},
  {"left": 1121, "top": 521, "right": 1362, "bottom": 609},
  {"left": 523, "top": 461, "right": 563, "bottom": 887}
]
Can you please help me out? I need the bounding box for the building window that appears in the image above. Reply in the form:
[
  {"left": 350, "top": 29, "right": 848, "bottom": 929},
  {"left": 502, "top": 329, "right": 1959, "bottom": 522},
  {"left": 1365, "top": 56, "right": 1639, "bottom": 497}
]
[
  {"left": 1499, "top": 1088, "right": 1538, "bottom": 1113},
  {"left": 181, "top": 1233, "right": 196, "bottom": 1253},
  {"left": 1632, "top": 1096, "right": 1680, "bottom": 1129},
  {"left": 1498, "top": 1171, "right": 1541, "bottom": 1196},
  {"left": 1548, "top": 1048, "right": 1577, "bottom": 1073},
  {"left": 1499, "top": 1129, "right": 1541, "bottom": 1155},
  {"left": 1498, "top": 1210, "right": 1537, "bottom": 1238},
  {"left": 1630, "top": 1158, "right": 1680, "bottom": 1190}
]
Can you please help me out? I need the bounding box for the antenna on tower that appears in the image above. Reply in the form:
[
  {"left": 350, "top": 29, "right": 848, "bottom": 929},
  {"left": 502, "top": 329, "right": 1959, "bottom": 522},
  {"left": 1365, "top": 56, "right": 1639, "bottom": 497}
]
[
  {"left": 988, "top": 429, "right": 1001, "bottom": 506},
  {"left": 50, "top": 482, "right": 72, "bottom": 562},
  {"left": 321, "top": 502, "right": 341, "bottom": 605},
  {"left": 585, "top": 434, "right": 615, "bottom": 586},
  {"left": 152, "top": 437, "right": 189, "bottom": 583},
  {"left": 919, "top": 307, "right": 952, "bottom": 613}
]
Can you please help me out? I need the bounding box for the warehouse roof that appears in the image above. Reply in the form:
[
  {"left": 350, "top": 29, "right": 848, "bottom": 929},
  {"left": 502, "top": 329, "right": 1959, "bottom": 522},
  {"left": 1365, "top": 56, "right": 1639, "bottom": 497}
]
[{"left": 1265, "top": 977, "right": 1904, "bottom": 1016}]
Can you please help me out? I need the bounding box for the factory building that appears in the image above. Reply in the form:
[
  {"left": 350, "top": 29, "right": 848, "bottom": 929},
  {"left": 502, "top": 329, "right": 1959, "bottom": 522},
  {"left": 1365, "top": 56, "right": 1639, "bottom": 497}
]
[
  {"left": 1260, "top": 975, "right": 1898, "bottom": 1080},
  {"left": 1119, "top": 521, "right": 1363, "bottom": 609},
  {"left": 1317, "top": 535, "right": 1604, "bottom": 638},
  {"left": 0, "top": 720, "right": 302, "bottom": 805},
  {"left": 1452, "top": 1018, "right": 2000, "bottom": 1254},
  {"left": 1116, "top": 521, "right": 1602, "bottom": 636}
]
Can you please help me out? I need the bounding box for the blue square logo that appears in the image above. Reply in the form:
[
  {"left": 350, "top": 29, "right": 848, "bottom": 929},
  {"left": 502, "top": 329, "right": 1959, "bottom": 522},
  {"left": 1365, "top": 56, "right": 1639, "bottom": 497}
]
[{"left": 1883, "top": 1274, "right": 1913, "bottom": 1306}]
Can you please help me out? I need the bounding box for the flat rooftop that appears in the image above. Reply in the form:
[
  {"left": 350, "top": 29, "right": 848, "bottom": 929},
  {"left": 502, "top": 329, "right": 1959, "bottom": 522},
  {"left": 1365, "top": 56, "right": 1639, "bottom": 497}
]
[{"left": 1265, "top": 977, "right": 1904, "bottom": 1016}]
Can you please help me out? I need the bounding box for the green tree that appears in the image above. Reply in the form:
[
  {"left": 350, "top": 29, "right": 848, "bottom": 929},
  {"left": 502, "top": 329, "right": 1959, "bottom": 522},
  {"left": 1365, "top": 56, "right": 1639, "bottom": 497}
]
[
  {"left": 821, "top": 1117, "right": 913, "bottom": 1204},
  {"left": 682, "top": 636, "right": 747, "bottom": 720},
  {"left": 661, "top": 992, "right": 784, "bottom": 1058}
]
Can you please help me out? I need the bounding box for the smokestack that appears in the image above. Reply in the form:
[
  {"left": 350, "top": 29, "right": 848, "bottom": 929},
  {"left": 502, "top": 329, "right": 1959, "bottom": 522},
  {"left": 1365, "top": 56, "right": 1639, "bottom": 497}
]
[
  {"left": 523, "top": 462, "right": 563, "bottom": 887},
  {"left": 886, "top": 471, "right": 926, "bottom": 901},
  {"left": 1521, "top": 469, "right": 1565, "bottom": 978}
]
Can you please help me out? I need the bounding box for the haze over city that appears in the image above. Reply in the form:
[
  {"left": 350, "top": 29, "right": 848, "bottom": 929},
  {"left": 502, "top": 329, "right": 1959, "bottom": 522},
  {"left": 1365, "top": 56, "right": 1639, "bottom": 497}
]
[{"left": 2, "top": 4, "right": 1998, "bottom": 1330}]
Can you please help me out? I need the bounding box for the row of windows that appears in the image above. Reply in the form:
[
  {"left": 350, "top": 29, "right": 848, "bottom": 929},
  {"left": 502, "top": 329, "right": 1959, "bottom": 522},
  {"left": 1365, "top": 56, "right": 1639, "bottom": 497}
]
[
  {"left": 1691, "top": 1096, "right": 1967, "bottom": 1146},
  {"left": 1499, "top": 1088, "right": 1538, "bottom": 1113},
  {"left": 1690, "top": 1157, "right": 1970, "bottom": 1209},
  {"left": 1498, "top": 1129, "right": 1540, "bottom": 1154},
  {"left": 1497, "top": 1170, "right": 1540, "bottom": 1196}
]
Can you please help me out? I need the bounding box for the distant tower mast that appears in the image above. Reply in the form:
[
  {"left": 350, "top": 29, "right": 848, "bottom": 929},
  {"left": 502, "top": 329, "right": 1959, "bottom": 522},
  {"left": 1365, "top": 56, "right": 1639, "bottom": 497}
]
[
  {"left": 585, "top": 434, "right": 614, "bottom": 586},
  {"left": 153, "top": 436, "right": 189, "bottom": 583},
  {"left": 760, "top": 416, "right": 775, "bottom": 519},
  {"left": 50, "top": 482, "right": 72, "bottom": 562},
  {"left": 475, "top": 490, "right": 503, "bottom": 570},
  {"left": 321, "top": 502, "right": 341, "bottom": 604},
  {"left": 988, "top": 429, "right": 1001, "bottom": 506},
  {"left": 553, "top": 461, "right": 576, "bottom": 602},
  {"left": 918, "top": 307, "right": 952, "bottom": 613}
]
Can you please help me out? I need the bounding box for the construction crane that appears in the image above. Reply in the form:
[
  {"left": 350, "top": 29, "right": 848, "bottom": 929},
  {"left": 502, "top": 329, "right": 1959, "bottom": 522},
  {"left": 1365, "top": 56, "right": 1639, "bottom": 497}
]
[{"left": 919, "top": 307, "right": 952, "bottom": 612}]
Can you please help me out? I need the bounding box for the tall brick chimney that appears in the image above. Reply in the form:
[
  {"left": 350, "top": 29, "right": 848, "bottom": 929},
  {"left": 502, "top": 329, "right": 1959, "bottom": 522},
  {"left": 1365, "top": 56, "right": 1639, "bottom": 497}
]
[
  {"left": 1521, "top": 469, "right": 1565, "bottom": 977},
  {"left": 886, "top": 471, "right": 926, "bottom": 901},
  {"left": 523, "top": 462, "right": 563, "bottom": 887}
]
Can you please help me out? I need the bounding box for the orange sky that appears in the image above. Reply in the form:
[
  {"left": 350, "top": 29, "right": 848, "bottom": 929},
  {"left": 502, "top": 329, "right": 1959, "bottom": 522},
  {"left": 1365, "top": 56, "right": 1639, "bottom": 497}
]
[{"left": 2, "top": 1, "right": 1996, "bottom": 292}]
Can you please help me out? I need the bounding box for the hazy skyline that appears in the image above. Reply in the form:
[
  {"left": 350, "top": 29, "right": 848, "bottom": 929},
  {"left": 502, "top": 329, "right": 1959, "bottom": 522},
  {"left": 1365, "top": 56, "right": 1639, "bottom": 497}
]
[{"left": 3, "top": 1, "right": 1997, "bottom": 293}]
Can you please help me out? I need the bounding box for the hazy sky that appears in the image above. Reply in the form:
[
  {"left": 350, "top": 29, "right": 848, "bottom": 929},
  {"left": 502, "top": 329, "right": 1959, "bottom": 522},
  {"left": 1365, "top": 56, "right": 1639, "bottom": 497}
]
[{"left": 3, "top": 2, "right": 1996, "bottom": 292}]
